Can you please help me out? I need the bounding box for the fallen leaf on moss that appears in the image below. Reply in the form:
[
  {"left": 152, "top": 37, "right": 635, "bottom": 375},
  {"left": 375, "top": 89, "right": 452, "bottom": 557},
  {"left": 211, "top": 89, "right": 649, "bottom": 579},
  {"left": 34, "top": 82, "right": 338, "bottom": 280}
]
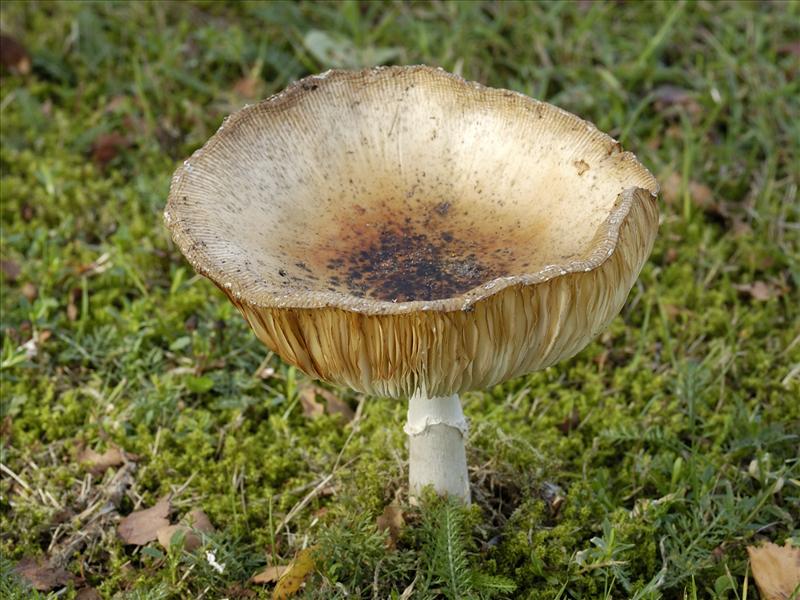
[
  {"left": 76, "top": 587, "right": 102, "bottom": 600},
  {"left": 224, "top": 583, "right": 257, "bottom": 598},
  {"left": 91, "top": 132, "right": 129, "bottom": 167},
  {"left": 185, "top": 508, "right": 214, "bottom": 532},
  {"left": 157, "top": 525, "right": 194, "bottom": 551},
  {"left": 376, "top": 503, "right": 405, "bottom": 549},
  {"left": 156, "top": 508, "right": 215, "bottom": 551},
  {"left": 299, "top": 387, "right": 324, "bottom": 418},
  {"left": 314, "top": 386, "right": 355, "bottom": 422},
  {"left": 273, "top": 546, "right": 317, "bottom": 599},
  {"left": 747, "top": 541, "right": 800, "bottom": 600},
  {"left": 14, "top": 557, "right": 72, "bottom": 591},
  {"left": 78, "top": 445, "right": 125, "bottom": 477},
  {"left": 118, "top": 495, "right": 171, "bottom": 545},
  {"left": 251, "top": 565, "right": 290, "bottom": 584},
  {"left": 0, "top": 34, "right": 31, "bottom": 74},
  {"left": 734, "top": 281, "right": 781, "bottom": 301}
]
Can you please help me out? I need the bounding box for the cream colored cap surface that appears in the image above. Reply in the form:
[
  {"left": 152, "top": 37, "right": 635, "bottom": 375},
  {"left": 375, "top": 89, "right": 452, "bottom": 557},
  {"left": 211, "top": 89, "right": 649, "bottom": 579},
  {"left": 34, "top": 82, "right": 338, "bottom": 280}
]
[{"left": 165, "top": 66, "right": 659, "bottom": 398}]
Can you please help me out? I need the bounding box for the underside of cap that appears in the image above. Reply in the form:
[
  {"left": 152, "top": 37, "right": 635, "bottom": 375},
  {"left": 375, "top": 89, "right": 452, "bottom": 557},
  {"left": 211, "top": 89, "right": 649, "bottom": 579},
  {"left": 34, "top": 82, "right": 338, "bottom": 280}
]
[
  {"left": 165, "top": 65, "right": 659, "bottom": 397},
  {"left": 230, "top": 185, "right": 657, "bottom": 398}
]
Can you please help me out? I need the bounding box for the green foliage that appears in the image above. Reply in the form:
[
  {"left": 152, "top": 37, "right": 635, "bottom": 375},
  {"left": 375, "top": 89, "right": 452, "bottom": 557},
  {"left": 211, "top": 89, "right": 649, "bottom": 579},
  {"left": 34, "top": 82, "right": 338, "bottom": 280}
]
[
  {"left": 0, "top": 1, "right": 798, "bottom": 598},
  {"left": 419, "top": 497, "right": 516, "bottom": 599},
  {"left": 313, "top": 509, "right": 415, "bottom": 598}
]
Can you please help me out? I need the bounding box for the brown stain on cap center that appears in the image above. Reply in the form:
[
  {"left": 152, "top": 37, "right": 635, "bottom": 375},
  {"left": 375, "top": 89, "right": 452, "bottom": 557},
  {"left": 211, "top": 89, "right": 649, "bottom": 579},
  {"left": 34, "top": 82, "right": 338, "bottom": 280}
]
[{"left": 305, "top": 199, "right": 540, "bottom": 302}]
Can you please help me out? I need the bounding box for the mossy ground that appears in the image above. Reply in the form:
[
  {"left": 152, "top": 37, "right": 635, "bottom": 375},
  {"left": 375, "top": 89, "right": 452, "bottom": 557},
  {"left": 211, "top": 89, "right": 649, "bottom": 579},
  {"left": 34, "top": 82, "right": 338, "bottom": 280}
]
[{"left": 1, "top": 2, "right": 798, "bottom": 599}]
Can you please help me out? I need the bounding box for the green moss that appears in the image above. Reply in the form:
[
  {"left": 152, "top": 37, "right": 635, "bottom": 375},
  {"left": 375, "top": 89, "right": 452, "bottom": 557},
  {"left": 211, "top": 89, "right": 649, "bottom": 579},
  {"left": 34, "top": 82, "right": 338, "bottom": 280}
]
[{"left": 1, "top": 1, "right": 798, "bottom": 597}]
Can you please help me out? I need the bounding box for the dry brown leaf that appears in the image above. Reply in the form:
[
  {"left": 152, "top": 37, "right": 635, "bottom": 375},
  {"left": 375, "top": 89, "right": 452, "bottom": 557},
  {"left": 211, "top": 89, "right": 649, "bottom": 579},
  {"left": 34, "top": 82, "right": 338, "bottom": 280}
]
[
  {"left": 0, "top": 34, "right": 31, "bottom": 75},
  {"left": 118, "top": 495, "right": 171, "bottom": 545},
  {"left": 156, "top": 508, "right": 215, "bottom": 551},
  {"left": 78, "top": 445, "right": 125, "bottom": 477},
  {"left": 273, "top": 546, "right": 317, "bottom": 599},
  {"left": 299, "top": 387, "right": 324, "bottom": 418},
  {"left": 91, "top": 132, "right": 129, "bottom": 167},
  {"left": 314, "top": 386, "right": 355, "bottom": 422},
  {"left": 223, "top": 583, "right": 257, "bottom": 598},
  {"left": 76, "top": 587, "right": 102, "bottom": 600},
  {"left": 157, "top": 524, "right": 200, "bottom": 551},
  {"left": 251, "top": 564, "right": 290, "bottom": 584},
  {"left": 376, "top": 503, "right": 405, "bottom": 549},
  {"left": 747, "top": 541, "right": 800, "bottom": 600},
  {"left": 14, "top": 557, "right": 72, "bottom": 591},
  {"left": 735, "top": 281, "right": 779, "bottom": 302},
  {"left": 185, "top": 508, "right": 215, "bottom": 533}
]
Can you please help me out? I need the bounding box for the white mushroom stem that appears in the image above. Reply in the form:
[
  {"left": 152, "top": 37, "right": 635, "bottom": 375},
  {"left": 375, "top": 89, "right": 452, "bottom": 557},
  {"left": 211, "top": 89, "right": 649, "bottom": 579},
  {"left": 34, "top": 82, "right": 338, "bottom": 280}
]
[{"left": 405, "top": 391, "right": 471, "bottom": 504}]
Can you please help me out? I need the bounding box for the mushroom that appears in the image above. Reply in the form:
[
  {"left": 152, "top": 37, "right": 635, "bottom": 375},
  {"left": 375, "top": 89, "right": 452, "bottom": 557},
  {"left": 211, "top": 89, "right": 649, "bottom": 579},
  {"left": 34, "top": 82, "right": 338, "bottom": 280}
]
[{"left": 165, "top": 66, "right": 659, "bottom": 503}]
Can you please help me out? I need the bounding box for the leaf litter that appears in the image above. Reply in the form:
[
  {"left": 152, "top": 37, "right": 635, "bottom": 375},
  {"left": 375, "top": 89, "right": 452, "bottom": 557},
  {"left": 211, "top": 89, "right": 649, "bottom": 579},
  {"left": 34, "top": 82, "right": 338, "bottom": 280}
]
[
  {"left": 117, "top": 495, "right": 172, "bottom": 545},
  {"left": 376, "top": 503, "right": 405, "bottom": 549},
  {"left": 77, "top": 444, "right": 128, "bottom": 477},
  {"left": 156, "top": 507, "right": 215, "bottom": 552},
  {"left": 14, "top": 557, "right": 73, "bottom": 591},
  {"left": 299, "top": 385, "right": 355, "bottom": 422},
  {"left": 272, "top": 546, "right": 317, "bottom": 600}
]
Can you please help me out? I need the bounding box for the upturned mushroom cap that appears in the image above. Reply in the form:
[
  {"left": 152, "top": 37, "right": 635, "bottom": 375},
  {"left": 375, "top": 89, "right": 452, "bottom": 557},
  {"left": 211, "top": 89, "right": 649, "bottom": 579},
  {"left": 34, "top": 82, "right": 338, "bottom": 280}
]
[{"left": 165, "top": 66, "right": 659, "bottom": 398}]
